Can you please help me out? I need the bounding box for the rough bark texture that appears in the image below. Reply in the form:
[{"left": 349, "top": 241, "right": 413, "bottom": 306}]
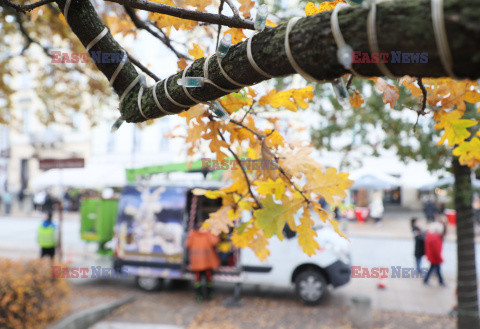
[
  {"left": 55, "top": 0, "right": 480, "bottom": 123},
  {"left": 453, "top": 158, "right": 480, "bottom": 329}
]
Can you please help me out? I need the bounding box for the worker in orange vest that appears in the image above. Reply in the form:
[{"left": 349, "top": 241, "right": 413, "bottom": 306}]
[{"left": 186, "top": 222, "right": 220, "bottom": 302}]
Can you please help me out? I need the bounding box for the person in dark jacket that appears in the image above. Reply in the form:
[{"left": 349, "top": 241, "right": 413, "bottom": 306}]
[
  {"left": 423, "top": 221, "right": 446, "bottom": 286},
  {"left": 423, "top": 198, "right": 438, "bottom": 222},
  {"left": 411, "top": 217, "right": 425, "bottom": 272}
]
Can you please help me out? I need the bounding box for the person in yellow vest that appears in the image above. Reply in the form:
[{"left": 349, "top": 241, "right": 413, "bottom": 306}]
[{"left": 37, "top": 212, "right": 57, "bottom": 259}]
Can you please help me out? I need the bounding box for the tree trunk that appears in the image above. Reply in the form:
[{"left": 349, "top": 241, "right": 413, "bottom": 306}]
[
  {"left": 453, "top": 157, "right": 480, "bottom": 329},
  {"left": 53, "top": 0, "right": 480, "bottom": 123}
]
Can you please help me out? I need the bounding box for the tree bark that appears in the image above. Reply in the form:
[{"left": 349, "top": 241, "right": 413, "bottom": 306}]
[
  {"left": 453, "top": 158, "right": 480, "bottom": 329},
  {"left": 53, "top": 0, "right": 480, "bottom": 123}
]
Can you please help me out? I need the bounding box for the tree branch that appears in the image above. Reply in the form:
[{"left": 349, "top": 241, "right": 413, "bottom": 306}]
[
  {"left": 53, "top": 0, "right": 480, "bottom": 125},
  {"left": 105, "top": 0, "right": 255, "bottom": 29},
  {"left": 0, "top": 0, "right": 54, "bottom": 12},
  {"left": 123, "top": 5, "right": 189, "bottom": 59}
]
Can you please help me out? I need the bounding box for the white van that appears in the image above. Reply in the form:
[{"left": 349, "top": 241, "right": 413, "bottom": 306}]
[{"left": 113, "top": 184, "right": 351, "bottom": 305}]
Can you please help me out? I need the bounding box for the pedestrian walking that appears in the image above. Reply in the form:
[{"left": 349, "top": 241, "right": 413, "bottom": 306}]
[
  {"left": 410, "top": 217, "right": 425, "bottom": 272},
  {"left": 423, "top": 197, "right": 438, "bottom": 222},
  {"left": 369, "top": 192, "right": 384, "bottom": 225},
  {"left": 37, "top": 212, "right": 58, "bottom": 259},
  {"left": 1, "top": 189, "right": 13, "bottom": 215},
  {"left": 423, "top": 221, "right": 446, "bottom": 286},
  {"left": 186, "top": 221, "right": 220, "bottom": 302}
]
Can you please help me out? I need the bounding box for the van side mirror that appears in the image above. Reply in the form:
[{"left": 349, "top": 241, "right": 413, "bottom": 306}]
[{"left": 283, "top": 224, "right": 296, "bottom": 239}]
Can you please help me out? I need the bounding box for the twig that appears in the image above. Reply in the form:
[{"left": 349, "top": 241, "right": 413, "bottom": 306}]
[
  {"left": 14, "top": 11, "right": 51, "bottom": 57},
  {"left": 414, "top": 77, "right": 428, "bottom": 132},
  {"left": 216, "top": 0, "right": 225, "bottom": 50},
  {"left": 216, "top": 126, "right": 262, "bottom": 209},
  {"left": 240, "top": 104, "right": 253, "bottom": 123},
  {"left": 223, "top": 0, "right": 239, "bottom": 17},
  {"left": 346, "top": 74, "right": 353, "bottom": 90},
  {"left": 105, "top": 0, "right": 256, "bottom": 29},
  {"left": 0, "top": 0, "right": 54, "bottom": 12},
  {"left": 127, "top": 53, "right": 160, "bottom": 81},
  {"left": 124, "top": 6, "right": 189, "bottom": 59},
  {"left": 229, "top": 118, "right": 263, "bottom": 138}
]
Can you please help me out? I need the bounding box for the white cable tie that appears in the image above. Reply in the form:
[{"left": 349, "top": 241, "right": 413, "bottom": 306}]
[
  {"left": 63, "top": 0, "right": 72, "bottom": 23},
  {"left": 181, "top": 65, "right": 203, "bottom": 104},
  {"left": 431, "top": 0, "right": 458, "bottom": 79},
  {"left": 203, "top": 56, "right": 240, "bottom": 93},
  {"left": 119, "top": 74, "right": 142, "bottom": 116},
  {"left": 216, "top": 56, "right": 249, "bottom": 87},
  {"left": 331, "top": 3, "right": 365, "bottom": 78},
  {"left": 137, "top": 75, "right": 148, "bottom": 120},
  {"left": 163, "top": 77, "right": 190, "bottom": 108},
  {"left": 285, "top": 17, "right": 324, "bottom": 83},
  {"left": 367, "top": 0, "right": 398, "bottom": 79},
  {"left": 246, "top": 37, "right": 277, "bottom": 79},
  {"left": 152, "top": 80, "right": 175, "bottom": 115},
  {"left": 86, "top": 28, "right": 109, "bottom": 53},
  {"left": 110, "top": 50, "right": 128, "bottom": 85}
]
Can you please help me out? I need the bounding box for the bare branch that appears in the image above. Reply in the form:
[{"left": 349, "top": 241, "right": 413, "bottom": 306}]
[
  {"left": 216, "top": 125, "right": 262, "bottom": 209},
  {"left": 127, "top": 53, "right": 160, "bottom": 81},
  {"left": 123, "top": 5, "right": 189, "bottom": 59},
  {"left": 105, "top": 0, "right": 255, "bottom": 29},
  {"left": 0, "top": 0, "right": 54, "bottom": 12},
  {"left": 223, "top": 0, "right": 239, "bottom": 18},
  {"left": 13, "top": 11, "right": 51, "bottom": 57}
]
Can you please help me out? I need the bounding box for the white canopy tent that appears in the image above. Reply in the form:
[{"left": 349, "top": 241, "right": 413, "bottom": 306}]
[{"left": 31, "top": 164, "right": 127, "bottom": 190}]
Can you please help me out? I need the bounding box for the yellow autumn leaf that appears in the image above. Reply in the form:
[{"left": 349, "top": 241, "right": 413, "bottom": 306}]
[
  {"left": 219, "top": 92, "right": 252, "bottom": 113},
  {"left": 452, "top": 137, "right": 480, "bottom": 167},
  {"left": 297, "top": 207, "right": 320, "bottom": 256},
  {"left": 224, "top": 28, "right": 246, "bottom": 44},
  {"left": 238, "top": 0, "right": 255, "bottom": 18},
  {"left": 266, "top": 19, "right": 277, "bottom": 27},
  {"left": 177, "top": 58, "right": 188, "bottom": 71},
  {"left": 255, "top": 178, "right": 286, "bottom": 200},
  {"left": 258, "top": 87, "right": 314, "bottom": 112},
  {"left": 433, "top": 110, "right": 478, "bottom": 147},
  {"left": 350, "top": 90, "right": 364, "bottom": 109},
  {"left": 184, "top": 0, "right": 212, "bottom": 12},
  {"left": 149, "top": 0, "right": 197, "bottom": 33},
  {"left": 189, "top": 43, "right": 205, "bottom": 60},
  {"left": 305, "top": 167, "right": 354, "bottom": 204},
  {"left": 204, "top": 206, "right": 234, "bottom": 235},
  {"left": 264, "top": 129, "right": 284, "bottom": 148},
  {"left": 178, "top": 104, "right": 206, "bottom": 125},
  {"left": 305, "top": 0, "right": 345, "bottom": 16},
  {"left": 375, "top": 77, "right": 399, "bottom": 108}
]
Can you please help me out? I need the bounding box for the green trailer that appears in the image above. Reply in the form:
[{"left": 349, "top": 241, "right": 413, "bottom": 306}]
[{"left": 80, "top": 198, "right": 119, "bottom": 253}]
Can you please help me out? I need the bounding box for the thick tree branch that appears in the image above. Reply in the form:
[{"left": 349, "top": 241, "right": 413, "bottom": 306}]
[
  {"left": 53, "top": 0, "right": 480, "bottom": 125},
  {"left": 105, "top": 0, "right": 255, "bottom": 29}
]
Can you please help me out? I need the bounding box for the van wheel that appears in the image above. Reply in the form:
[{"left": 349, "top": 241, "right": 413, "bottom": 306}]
[
  {"left": 295, "top": 270, "right": 327, "bottom": 305},
  {"left": 135, "top": 276, "right": 163, "bottom": 292}
]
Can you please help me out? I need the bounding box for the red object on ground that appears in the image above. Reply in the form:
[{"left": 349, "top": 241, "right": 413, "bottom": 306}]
[
  {"left": 445, "top": 209, "right": 457, "bottom": 225},
  {"left": 377, "top": 278, "right": 387, "bottom": 289},
  {"left": 355, "top": 207, "right": 369, "bottom": 223}
]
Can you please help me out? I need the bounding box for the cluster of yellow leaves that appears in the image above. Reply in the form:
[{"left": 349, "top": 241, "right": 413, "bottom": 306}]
[
  {"left": 402, "top": 77, "right": 480, "bottom": 167},
  {"left": 173, "top": 77, "right": 353, "bottom": 259},
  {"left": 104, "top": 15, "right": 137, "bottom": 38},
  {"left": 224, "top": 28, "right": 246, "bottom": 44},
  {"left": 258, "top": 86, "right": 314, "bottom": 112},
  {"left": 148, "top": 0, "right": 198, "bottom": 33},
  {"left": 305, "top": 0, "right": 345, "bottom": 16}
]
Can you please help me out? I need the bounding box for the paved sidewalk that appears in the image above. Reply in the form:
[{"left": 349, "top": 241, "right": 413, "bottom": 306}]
[{"left": 91, "top": 322, "right": 183, "bottom": 329}]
